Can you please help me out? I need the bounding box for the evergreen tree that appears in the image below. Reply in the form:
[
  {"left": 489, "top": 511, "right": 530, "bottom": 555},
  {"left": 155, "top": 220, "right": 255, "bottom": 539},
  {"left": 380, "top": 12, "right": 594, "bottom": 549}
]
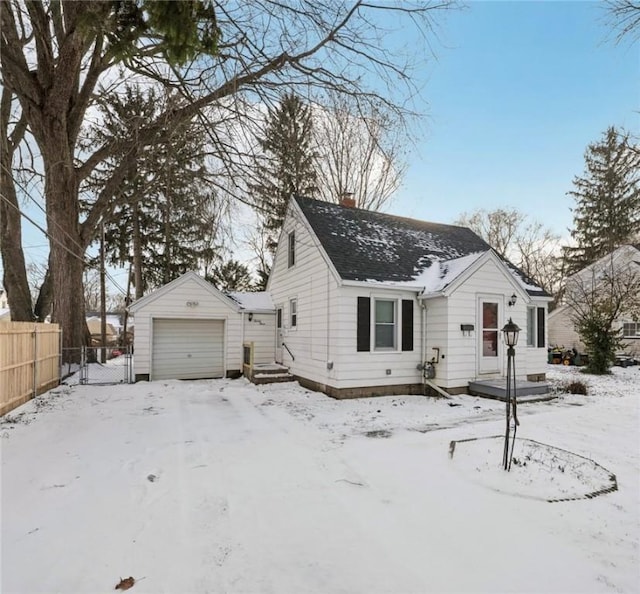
[
  {"left": 206, "top": 260, "right": 254, "bottom": 292},
  {"left": 564, "top": 127, "right": 640, "bottom": 274},
  {"left": 251, "top": 93, "right": 318, "bottom": 253},
  {"left": 85, "top": 85, "right": 218, "bottom": 296}
]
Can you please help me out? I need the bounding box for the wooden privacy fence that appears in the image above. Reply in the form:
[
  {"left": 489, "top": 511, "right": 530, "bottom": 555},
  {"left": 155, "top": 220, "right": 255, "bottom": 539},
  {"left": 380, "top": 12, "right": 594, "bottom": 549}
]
[{"left": 0, "top": 322, "right": 61, "bottom": 416}]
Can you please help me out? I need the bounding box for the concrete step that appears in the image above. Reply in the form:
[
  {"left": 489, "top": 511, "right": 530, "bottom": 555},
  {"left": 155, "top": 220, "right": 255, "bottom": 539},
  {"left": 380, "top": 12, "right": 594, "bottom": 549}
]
[{"left": 249, "top": 364, "right": 294, "bottom": 385}]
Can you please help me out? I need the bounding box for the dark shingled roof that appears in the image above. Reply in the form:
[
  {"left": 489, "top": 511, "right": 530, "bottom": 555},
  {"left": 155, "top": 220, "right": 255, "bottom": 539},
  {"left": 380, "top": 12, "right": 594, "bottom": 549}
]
[{"left": 294, "top": 195, "right": 549, "bottom": 296}]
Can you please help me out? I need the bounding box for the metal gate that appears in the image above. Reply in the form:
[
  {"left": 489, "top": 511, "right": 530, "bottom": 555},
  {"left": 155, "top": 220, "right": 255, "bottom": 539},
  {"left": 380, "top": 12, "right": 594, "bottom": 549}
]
[{"left": 61, "top": 346, "right": 133, "bottom": 385}]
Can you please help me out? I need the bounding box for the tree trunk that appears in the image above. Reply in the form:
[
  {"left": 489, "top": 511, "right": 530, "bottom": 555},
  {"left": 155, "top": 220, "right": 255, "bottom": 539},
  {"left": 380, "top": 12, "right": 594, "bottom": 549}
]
[
  {"left": 132, "top": 202, "right": 143, "bottom": 299},
  {"left": 0, "top": 156, "right": 34, "bottom": 321},
  {"left": 43, "top": 143, "right": 87, "bottom": 362},
  {"left": 0, "top": 89, "right": 33, "bottom": 321},
  {"left": 33, "top": 254, "right": 54, "bottom": 322}
]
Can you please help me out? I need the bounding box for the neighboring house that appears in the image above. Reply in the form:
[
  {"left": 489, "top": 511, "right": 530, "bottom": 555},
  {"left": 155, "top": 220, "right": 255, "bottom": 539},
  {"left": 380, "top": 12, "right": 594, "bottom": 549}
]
[
  {"left": 129, "top": 272, "right": 275, "bottom": 381},
  {"left": 549, "top": 244, "right": 640, "bottom": 358},
  {"left": 267, "top": 196, "right": 551, "bottom": 398},
  {"left": 0, "top": 288, "right": 9, "bottom": 322},
  {"left": 86, "top": 317, "right": 118, "bottom": 346}
]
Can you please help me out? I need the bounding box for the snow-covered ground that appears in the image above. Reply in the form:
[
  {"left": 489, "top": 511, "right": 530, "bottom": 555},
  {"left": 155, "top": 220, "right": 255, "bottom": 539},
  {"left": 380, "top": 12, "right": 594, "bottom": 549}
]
[{"left": 1, "top": 365, "right": 638, "bottom": 593}]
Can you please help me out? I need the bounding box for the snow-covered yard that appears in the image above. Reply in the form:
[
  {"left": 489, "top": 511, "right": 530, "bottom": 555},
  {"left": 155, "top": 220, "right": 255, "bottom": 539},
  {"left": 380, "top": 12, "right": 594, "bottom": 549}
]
[{"left": 1, "top": 365, "right": 639, "bottom": 593}]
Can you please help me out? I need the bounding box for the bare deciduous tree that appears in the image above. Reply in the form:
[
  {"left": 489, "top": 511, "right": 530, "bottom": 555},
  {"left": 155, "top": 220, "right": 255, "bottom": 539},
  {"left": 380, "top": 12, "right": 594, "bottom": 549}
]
[
  {"left": 604, "top": 0, "right": 640, "bottom": 43},
  {"left": 455, "top": 208, "right": 563, "bottom": 298},
  {"left": 1, "top": 0, "right": 454, "bottom": 359},
  {"left": 313, "top": 94, "right": 406, "bottom": 211}
]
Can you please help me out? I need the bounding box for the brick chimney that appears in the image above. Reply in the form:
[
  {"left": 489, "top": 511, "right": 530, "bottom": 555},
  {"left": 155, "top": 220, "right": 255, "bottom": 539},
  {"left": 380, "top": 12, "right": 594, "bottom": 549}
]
[{"left": 339, "top": 192, "right": 356, "bottom": 208}]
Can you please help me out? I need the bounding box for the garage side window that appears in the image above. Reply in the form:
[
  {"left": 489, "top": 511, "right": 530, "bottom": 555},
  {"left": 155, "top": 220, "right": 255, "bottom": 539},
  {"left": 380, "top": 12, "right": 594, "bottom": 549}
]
[{"left": 290, "top": 298, "right": 297, "bottom": 328}]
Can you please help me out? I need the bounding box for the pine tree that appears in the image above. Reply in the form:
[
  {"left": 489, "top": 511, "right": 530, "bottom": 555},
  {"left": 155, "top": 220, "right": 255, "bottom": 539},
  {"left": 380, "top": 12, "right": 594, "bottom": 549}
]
[
  {"left": 85, "top": 85, "right": 219, "bottom": 296},
  {"left": 565, "top": 127, "right": 640, "bottom": 274},
  {"left": 251, "top": 93, "right": 318, "bottom": 253},
  {"left": 206, "top": 260, "right": 254, "bottom": 292}
]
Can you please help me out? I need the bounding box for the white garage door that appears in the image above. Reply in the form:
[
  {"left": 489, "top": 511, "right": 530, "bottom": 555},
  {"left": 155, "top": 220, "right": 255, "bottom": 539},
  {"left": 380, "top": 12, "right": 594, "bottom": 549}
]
[{"left": 152, "top": 318, "right": 225, "bottom": 380}]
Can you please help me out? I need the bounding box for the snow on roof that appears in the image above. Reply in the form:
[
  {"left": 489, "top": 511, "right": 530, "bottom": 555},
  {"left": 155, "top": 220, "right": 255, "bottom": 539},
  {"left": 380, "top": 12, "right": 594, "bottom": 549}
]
[
  {"left": 362, "top": 251, "right": 486, "bottom": 294},
  {"left": 227, "top": 291, "right": 275, "bottom": 311}
]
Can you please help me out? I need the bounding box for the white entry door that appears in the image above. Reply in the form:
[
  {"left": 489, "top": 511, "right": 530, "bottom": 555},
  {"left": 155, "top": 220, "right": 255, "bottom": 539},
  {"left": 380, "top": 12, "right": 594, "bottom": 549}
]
[{"left": 478, "top": 298, "right": 501, "bottom": 374}]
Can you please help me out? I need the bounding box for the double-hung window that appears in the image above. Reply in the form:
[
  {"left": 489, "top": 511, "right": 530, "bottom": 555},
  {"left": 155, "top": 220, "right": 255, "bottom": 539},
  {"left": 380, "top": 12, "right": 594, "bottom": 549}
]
[
  {"left": 623, "top": 322, "right": 640, "bottom": 338},
  {"left": 290, "top": 298, "right": 297, "bottom": 328},
  {"left": 357, "top": 297, "right": 413, "bottom": 352},
  {"left": 375, "top": 299, "right": 396, "bottom": 350},
  {"left": 526, "top": 306, "right": 546, "bottom": 348}
]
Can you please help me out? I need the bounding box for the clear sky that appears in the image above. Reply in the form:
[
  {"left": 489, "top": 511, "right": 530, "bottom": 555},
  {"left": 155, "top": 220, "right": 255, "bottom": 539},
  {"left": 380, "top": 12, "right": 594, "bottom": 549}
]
[
  {"left": 6, "top": 1, "right": 639, "bottom": 294},
  {"left": 388, "top": 0, "right": 639, "bottom": 240}
]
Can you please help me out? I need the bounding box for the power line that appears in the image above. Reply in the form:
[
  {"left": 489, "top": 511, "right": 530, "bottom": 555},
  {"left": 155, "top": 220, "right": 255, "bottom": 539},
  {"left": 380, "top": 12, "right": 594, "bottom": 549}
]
[{"left": 0, "top": 191, "right": 128, "bottom": 296}]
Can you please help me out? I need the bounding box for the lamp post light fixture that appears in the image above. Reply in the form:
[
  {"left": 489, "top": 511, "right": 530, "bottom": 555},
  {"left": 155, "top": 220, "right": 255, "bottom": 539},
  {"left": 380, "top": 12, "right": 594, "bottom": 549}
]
[{"left": 502, "top": 317, "right": 521, "bottom": 471}]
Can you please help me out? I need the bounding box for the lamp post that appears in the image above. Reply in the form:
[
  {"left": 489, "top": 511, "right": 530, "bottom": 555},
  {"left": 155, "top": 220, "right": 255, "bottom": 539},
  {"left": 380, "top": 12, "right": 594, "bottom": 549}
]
[{"left": 502, "top": 317, "right": 521, "bottom": 471}]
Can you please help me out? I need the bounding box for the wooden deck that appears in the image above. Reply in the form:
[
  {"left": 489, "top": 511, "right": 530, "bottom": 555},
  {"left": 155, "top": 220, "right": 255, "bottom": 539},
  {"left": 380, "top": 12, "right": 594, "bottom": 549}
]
[{"left": 468, "top": 379, "right": 555, "bottom": 403}]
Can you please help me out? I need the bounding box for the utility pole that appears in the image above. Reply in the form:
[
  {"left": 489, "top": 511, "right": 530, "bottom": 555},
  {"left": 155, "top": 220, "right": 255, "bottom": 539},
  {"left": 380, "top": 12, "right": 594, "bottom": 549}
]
[{"left": 100, "top": 220, "right": 107, "bottom": 363}]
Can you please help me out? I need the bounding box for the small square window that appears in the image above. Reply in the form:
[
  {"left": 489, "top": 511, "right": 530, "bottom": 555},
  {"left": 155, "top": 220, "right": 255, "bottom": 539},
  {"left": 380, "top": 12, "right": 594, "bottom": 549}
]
[{"left": 290, "top": 298, "right": 297, "bottom": 328}]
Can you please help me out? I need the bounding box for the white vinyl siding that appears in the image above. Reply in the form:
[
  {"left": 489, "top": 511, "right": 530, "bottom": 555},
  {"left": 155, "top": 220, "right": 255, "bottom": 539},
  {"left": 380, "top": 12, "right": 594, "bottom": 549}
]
[
  {"left": 243, "top": 313, "right": 277, "bottom": 365},
  {"left": 152, "top": 319, "right": 224, "bottom": 380},
  {"left": 267, "top": 205, "right": 338, "bottom": 386},
  {"left": 436, "top": 258, "right": 547, "bottom": 388}
]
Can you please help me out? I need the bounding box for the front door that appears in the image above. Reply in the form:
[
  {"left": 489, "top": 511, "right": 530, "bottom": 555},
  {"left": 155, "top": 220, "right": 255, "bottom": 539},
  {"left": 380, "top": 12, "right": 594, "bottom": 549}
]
[
  {"left": 275, "top": 306, "right": 283, "bottom": 363},
  {"left": 478, "top": 298, "right": 501, "bottom": 374}
]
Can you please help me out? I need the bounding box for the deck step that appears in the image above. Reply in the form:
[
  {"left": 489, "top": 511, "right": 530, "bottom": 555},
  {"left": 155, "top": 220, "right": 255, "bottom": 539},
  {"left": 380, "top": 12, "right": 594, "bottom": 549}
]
[
  {"left": 468, "top": 379, "right": 555, "bottom": 403},
  {"left": 248, "top": 364, "right": 295, "bottom": 385}
]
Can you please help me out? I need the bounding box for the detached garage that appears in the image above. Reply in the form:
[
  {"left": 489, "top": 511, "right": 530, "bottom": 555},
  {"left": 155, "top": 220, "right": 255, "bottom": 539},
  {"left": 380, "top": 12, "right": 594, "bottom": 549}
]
[{"left": 129, "top": 272, "right": 276, "bottom": 382}]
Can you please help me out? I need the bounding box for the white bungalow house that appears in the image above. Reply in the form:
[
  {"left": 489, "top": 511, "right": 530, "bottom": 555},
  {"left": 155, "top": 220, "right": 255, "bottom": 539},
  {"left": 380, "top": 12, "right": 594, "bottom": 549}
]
[
  {"left": 267, "top": 196, "right": 552, "bottom": 398},
  {"left": 129, "top": 196, "right": 552, "bottom": 397},
  {"left": 549, "top": 244, "right": 640, "bottom": 358},
  {"left": 129, "top": 272, "right": 275, "bottom": 381}
]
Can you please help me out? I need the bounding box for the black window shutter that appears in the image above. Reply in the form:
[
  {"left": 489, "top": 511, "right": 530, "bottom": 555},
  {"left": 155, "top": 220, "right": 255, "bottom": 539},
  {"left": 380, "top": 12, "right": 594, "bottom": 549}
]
[
  {"left": 402, "top": 299, "right": 414, "bottom": 351},
  {"left": 357, "top": 297, "right": 371, "bottom": 352},
  {"left": 537, "top": 307, "right": 545, "bottom": 348}
]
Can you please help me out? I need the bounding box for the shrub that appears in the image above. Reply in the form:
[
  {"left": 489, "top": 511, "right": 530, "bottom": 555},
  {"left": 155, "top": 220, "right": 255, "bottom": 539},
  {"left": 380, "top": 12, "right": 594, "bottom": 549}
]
[{"left": 565, "top": 380, "right": 588, "bottom": 395}]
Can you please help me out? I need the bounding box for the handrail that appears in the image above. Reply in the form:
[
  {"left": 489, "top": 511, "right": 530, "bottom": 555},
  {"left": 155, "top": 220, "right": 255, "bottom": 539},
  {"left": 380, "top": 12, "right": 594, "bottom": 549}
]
[{"left": 282, "top": 342, "right": 295, "bottom": 361}]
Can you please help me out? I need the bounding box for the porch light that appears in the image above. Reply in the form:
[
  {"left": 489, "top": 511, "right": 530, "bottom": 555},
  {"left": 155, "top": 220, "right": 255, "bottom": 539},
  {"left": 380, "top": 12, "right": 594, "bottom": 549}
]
[
  {"left": 508, "top": 293, "right": 517, "bottom": 307},
  {"left": 502, "top": 318, "right": 521, "bottom": 347}
]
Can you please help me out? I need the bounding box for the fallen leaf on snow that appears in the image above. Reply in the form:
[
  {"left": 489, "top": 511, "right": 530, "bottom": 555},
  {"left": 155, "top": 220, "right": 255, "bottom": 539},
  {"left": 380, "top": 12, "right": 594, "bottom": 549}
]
[{"left": 115, "top": 576, "right": 135, "bottom": 590}]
